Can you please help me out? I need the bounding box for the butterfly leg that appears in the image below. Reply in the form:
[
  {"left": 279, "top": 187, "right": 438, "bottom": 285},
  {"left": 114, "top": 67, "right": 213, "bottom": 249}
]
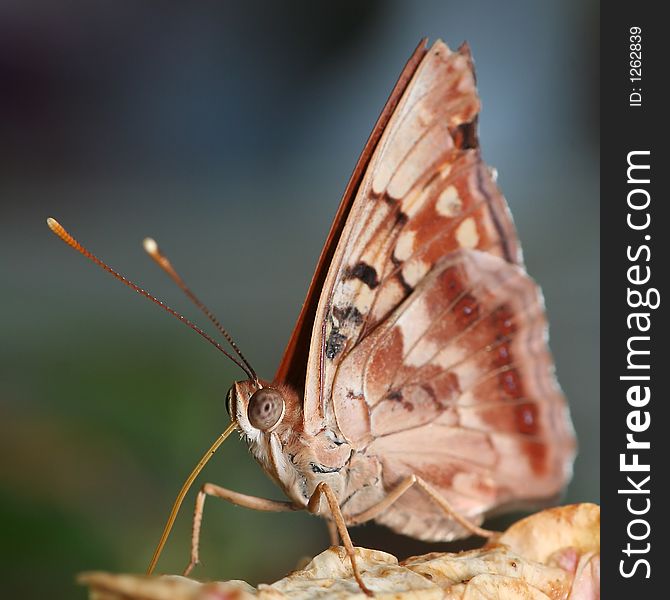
[
  {"left": 348, "top": 474, "right": 495, "bottom": 539},
  {"left": 307, "top": 482, "right": 373, "bottom": 597},
  {"left": 413, "top": 476, "right": 496, "bottom": 538},
  {"left": 184, "top": 482, "right": 299, "bottom": 577},
  {"left": 326, "top": 518, "right": 340, "bottom": 546},
  {"left": 347, "top": 475, "right": 417, "bottom": 525}
]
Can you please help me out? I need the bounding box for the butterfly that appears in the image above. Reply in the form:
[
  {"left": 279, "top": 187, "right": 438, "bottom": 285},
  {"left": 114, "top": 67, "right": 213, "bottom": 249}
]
[{"left": 48, "top": 38, "right": 575, "bottom": 596}]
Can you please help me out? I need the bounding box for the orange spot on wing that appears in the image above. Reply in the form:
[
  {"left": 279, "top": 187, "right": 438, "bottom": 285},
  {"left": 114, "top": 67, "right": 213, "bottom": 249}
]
[
  {"left": 440, "top": 265, "right": 466, "bottom": 301},
  {"left": 492, "top": 342, "right": 512, "bottom": 367},
  {"left": 499, "top": 368, "right": 523, "bottom": 399},
  {"left": 523, "top": 440, "right": 548, "bottom": 476},
  {"left": 492, "top": 305, "right": 516, "bottom": 336},
  {"left": 432, "top": 371, "right": 461, "bottom": 405},
  {"left": 453, "top": 294, "right": 479, "bottom": 326},
  {"left": 514, "top": 402, "right": 539, "bottom": 435}
]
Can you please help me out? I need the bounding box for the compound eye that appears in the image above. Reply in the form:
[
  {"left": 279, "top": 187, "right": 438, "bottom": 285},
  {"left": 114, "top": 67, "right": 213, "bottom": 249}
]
[{"left": 247, "top": 388, "right": 285, "bottom": 431}]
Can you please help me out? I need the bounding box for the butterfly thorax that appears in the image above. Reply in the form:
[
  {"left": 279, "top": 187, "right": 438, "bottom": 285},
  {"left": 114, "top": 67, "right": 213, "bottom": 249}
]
[{"left": 229, "top": 379, "right": 378, "bottom": 513}]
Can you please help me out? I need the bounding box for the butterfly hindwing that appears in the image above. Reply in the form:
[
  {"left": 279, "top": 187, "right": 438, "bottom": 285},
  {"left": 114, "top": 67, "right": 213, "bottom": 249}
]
[{"left": 332, "top": 250, "right": 573, "bottom": 539}]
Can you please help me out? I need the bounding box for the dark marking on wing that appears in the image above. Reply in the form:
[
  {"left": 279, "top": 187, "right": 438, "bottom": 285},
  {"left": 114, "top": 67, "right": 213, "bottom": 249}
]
[
  {"left": 395, "top": 211, "right": 409, "bottom": 226},
  {"left": 385, "top": 389, "right": 415, "bottom": 412},
  {"left": 396, "top": 272, "right": 414, "bottom": 295},
  {"left": 452, "top": 119, "right": 479, "bottom": 150},
  {"left": 332, "top": 304, "right": 364, "bottom": 326},
  {"left": 326, "top": 330, "right": 347, "bottom": 360},
  {"left": 346, "top": 261, "right": 380, "bottom": 289}
]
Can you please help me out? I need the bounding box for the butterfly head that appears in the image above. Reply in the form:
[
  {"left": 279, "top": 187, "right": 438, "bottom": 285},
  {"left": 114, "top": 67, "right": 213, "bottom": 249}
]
[{"left": 226, "top": 379, "right": 311, "bottom": 502}]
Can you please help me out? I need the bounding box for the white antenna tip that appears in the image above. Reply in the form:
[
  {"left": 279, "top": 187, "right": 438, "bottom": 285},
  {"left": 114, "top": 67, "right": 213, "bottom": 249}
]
[
  {"left": 143, "top": 237, "right": 158, "bottom": 255},
  {"left": 46, "top": 217, "right": 59, "bottom": 230}
]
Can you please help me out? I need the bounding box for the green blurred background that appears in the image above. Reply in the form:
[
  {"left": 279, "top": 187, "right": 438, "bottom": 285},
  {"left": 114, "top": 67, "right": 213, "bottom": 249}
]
[{"left": 1, "top": 1, "right": 599, "bottom": 598}]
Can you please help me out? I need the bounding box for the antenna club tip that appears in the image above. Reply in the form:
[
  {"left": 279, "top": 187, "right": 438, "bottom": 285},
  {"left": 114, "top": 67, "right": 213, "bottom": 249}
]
[
  {"left": 143, "top": 237, "right": 159, "bottom": 255},
  {"left": 46, "top": 217, "right": 60, "bottom": 230}
]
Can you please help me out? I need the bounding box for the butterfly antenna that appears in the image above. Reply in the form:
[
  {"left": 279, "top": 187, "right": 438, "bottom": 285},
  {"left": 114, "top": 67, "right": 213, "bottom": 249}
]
[
  {"left": 143, "top": 237, "right": 257, "bottom": 383},
  {"left": 46, "top": 218, "right": 254, "bottom": 380}
]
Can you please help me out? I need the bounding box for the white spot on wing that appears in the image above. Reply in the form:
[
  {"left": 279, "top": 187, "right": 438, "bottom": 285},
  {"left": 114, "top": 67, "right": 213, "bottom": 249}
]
[
  {"left": 402, "top": 259, "right": 430, "bottom": 288},
  {"left": 352, "top": 283, "right": 376, "bottom": 315},
  {"left": 371, "top": 279, "right": 405, "bottom": 323},
  {"left": 435, "top": 346, "right": 466, "bottom": 370},
  {"left": 436, "top": 185, "right": 462, "bottom": 217},
  {"left": 397, "top": 295, "right": 432, "bottom": 363},
  {"left": 394, "top": 230, "right": 416, "bottom": 262},
  {"left": 456, "top": 217, "right": 479, "bottom": 248}
]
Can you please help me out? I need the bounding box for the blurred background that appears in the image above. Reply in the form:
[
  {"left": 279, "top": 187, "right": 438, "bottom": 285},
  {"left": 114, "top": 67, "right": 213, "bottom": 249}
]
[{"left": 1, "top": 1, "right": 599, "bottom": 598}]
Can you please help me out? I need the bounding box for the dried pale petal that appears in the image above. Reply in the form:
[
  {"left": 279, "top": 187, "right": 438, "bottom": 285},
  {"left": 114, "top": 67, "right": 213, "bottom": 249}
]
[
  {"left": 403, "top": 547, "right": 570, "bottom": 599},
  {"left": 80, "top": 504, "right": 600, "bottom": 600},
  {"left": 266, "top": 546, "right": 438, "bottom": 598},
  {"left": 494, "top": 503, "right": 600, "bottom": 564},
  {"left": 77, "top": 572, "right": 215, "bottom": 600},
  {"left": 445, "top": 574, "right": 552, "bottom": 599}
]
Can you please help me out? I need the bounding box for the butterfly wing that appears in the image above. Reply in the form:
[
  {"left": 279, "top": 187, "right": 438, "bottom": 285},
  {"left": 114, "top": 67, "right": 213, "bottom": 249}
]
[
  {"left": 333, "top": 249, "right": 574, "bottom": 539},
  {"left": 274, "top": 39, "right": 429, "bottom": 391},
  {"left": 299, "top": 40, "right": 525, "bottom": 433},
  {"left": 276, "top": 39, "right": 575, "bottom": 538}
]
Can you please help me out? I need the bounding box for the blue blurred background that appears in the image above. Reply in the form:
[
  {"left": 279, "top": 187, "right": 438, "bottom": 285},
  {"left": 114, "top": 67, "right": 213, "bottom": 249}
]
[{"left": 1, "top": 1, "right": 599, "bottom": 598}]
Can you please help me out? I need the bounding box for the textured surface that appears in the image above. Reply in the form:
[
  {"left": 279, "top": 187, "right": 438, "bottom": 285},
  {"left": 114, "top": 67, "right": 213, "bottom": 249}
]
[{"left": 80, "top": 503, "right": 600, "bottom": 599}]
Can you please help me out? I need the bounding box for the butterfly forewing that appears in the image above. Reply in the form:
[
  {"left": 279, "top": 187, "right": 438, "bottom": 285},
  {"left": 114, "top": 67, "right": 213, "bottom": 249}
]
[
  {"left": 302, "top": 41, "right": 524, "bottom": 430},
  {"left": 274, "top": 40, "right": 429, "bottom": 394}
]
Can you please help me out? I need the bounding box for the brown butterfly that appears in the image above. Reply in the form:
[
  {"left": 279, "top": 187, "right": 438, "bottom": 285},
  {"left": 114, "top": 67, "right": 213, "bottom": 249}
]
[{"left": 48, "top": 38, "right": 575, "bottom": 595}]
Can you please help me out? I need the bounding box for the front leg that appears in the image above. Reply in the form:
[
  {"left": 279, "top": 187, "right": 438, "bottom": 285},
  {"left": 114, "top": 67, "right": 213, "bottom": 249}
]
[
  {"left": 307, "top": 482, "right": 373, "bottom": 597},
  {"left": 184, "top": 483, "right": 299, "bottom": 576}
]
